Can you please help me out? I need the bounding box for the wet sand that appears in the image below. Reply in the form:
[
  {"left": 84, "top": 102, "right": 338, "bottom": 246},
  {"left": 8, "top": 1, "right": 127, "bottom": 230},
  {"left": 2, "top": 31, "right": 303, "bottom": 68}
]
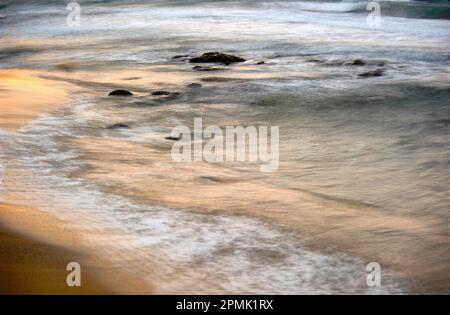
[
  {"left": 0, "top": 69, "right": 72, "bottom": 132},
  {"left": 0, "top": 203, "right": 154, "bottom": 294},
  {"left": 0, "top": 69, "right": 154, "bottom": 294},
  {"left": 0, "top": 204, "right": 110, "bottom": 294}
]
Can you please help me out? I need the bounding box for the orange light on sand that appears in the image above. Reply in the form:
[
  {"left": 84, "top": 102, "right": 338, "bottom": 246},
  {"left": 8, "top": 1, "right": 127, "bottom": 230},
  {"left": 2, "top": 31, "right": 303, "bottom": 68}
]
[{"left": 0, "top": 69, "right": 71, "bottom": 131}]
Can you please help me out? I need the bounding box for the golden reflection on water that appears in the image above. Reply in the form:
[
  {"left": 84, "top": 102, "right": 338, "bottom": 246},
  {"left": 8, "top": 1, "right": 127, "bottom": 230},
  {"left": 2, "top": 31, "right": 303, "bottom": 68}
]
[
  {"left": 72, "top": 136, "right": 449, "bottom": 293},
  {"left": 0, "top": 69, "right": 70, "bottom": 131}
]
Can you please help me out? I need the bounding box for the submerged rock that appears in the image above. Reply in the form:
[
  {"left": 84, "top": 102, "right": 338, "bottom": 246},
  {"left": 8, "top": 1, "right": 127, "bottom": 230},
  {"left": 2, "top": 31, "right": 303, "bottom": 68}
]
[
  {"left": 152, "top": 91, "right": 181, "bottom": 101},
  {"left": 358, "top": 68, "right": 385, "bottom": 78},
  {"left": 323, "top": 59, "right": 366, "bottom": 67},
  {"left": 189, "top": 52, "right": 246, "bottom": 65},
  {"left": 192, "top": 65, "right": 225, "bottom": 71},
  {"left": 187, "top": 83, "right": 202, "bottom": 88},
  {"left": 151, "top": 90, "right": 171, "bottom": 96},
  {"left": 200, "top": 77, "right": 237, "bottom": 83},
  {"left": 108, "top": 89, "right": 133, "bottom": 96},
  {"left": 172, "top": 54, "right": 189, "bottom": 59},
  {"left": 107, "top": 123, "right": 129, "bottom": 129},
  {"left": 349, "top": 59, "right": 366, "bottom": 66},
  {"left": 306, "top": 58, "right": 324, "bottom": 64}
]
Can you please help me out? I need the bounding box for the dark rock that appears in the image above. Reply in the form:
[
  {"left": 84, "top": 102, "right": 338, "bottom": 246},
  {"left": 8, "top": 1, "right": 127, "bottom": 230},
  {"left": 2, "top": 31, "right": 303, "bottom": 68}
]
[
  {"left": 151, "top": 90, "right": 171, "bottom": 96},
  {"left": 165, "top": 136, "right": 182, "bottom": 141},
  {"left": 187, "top": 83, "right": 202, "bottom": 88},
  {"left": 350, "top": 59, "right": 366, "bottom": 66},
  {"left": 306, "top": 58, "right": 324, "bottom": 63},
  {"left": 189, "top": 52, "right": 246, "bottom": 65},
  {"left": 358, "top": 69, "right": 385, "bottom": 78},
  {"left": 107, "top": 123, "right": 129, "bottom": 129},
  {"left": 256, "top": 61, "right": 265, "bottom": 65},
  {"left": 192, "top": 65, "right": 225, "bottom": 71},
  {"left": 172, "top": 54, "right": 189, "bottom": 59},
  {"left": 108, "top": 89, "right": 133, "bottom": 96},
  {"left": 152, "top": 91, "right": 181, "bottom": 101}
]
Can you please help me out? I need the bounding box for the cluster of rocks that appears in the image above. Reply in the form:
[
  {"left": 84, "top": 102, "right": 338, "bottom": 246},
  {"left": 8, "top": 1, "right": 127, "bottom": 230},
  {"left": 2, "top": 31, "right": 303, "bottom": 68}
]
[
  {"left": 108, "top": 51, "right": 246, "bottom": 96},
  {"left": 106, "top": 52, "right": 385, "bottom": 134},
  {"left": 108, "top": 89, "right": 181, "bottom": 98},
  {"left": 307, "top": 57, "right": 387, "bottom": 77}
]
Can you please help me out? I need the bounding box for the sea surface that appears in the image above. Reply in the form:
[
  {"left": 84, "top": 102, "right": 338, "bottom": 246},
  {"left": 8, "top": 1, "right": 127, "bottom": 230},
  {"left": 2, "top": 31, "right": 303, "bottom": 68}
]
[{"left": 0, "top": 0, "right": 449, "bottom": 294}]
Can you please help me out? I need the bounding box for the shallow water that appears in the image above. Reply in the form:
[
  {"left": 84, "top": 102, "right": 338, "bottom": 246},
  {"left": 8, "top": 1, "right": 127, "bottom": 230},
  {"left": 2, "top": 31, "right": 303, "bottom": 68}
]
[{"left": 0, "top": 0, "right": 449, "bottom": 293}]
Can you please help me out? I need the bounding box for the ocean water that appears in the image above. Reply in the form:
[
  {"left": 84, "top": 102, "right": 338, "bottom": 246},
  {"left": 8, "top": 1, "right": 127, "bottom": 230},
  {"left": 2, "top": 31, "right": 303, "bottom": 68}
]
[{"left": 0, "top": 0, "right": 449, "bottom": 293}]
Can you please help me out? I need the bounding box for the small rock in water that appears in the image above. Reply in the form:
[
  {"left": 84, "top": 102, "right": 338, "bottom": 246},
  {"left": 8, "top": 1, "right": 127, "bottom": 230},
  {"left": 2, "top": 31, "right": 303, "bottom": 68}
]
[
  {"left": 350, "top": 59, "right": 366, "bottom": 66},
  {"left": 108, "top": 89, "right": 133, "bottom": 96},
  {"left": 152, "top": 91, "right": 181, "bottom": 101},
  {"left": 187, "top": 83, "right": 202, "bottom": 88},
  {"left": 172, "top": 54, "right": 189, "bottom": 59},
  {"left": 192, "top": 65, "right": 225, "bottom": 71},
  {"left": 107, "top": 123, "right": 129, "bottom": 129},
  {"left": 358, "top": 68, "right": 385, "bottom": 78},
  {"left": 189, "top": 52, "right": 246, "bottom": 65},
  {"left": 151, "top": 90, "right": 171, "bottom": 96},
  {"left": 306, "top": 58, "right": 324, "bottom": 63},
  {"left": 165, "top": 136, "right": 182, "bottom": 141}
]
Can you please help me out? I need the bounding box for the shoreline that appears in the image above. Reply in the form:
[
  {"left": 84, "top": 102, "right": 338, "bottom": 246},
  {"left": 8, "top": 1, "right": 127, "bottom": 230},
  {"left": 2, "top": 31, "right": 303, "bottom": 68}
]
[
  {"left": 0, "top": 202, "right": 154, "bottom": 294},
  {"left": 0, "top": 69, "right": 72, "bottom": 132},
  {"left": 0, "top": 65, "right": 447, "bottom": 293},
  {"left": 0, "top": 69, "right": 154, "bottom": 294},
  {"left": 0, "top": 203, "right": 110, "bottom": 294}
]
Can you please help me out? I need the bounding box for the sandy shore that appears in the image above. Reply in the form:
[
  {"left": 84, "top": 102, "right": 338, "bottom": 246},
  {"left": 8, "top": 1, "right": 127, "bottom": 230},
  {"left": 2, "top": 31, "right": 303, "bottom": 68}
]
[
  {"left": 0, "top": 69, "right": 154, "bottom": 294},
  {"left": 0, "top": 203, "right": 110, "bottom": 294},
  {"left": 1, "top": 68, "right": 447, "bottom": 294},
  {"left": 0, "top": 203, "right": 154, "bottom": 294}
]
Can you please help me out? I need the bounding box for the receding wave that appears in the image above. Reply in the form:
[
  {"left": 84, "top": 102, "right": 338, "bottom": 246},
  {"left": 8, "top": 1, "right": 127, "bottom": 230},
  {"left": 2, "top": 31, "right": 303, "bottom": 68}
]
[
  {"left": 2, "top": 0, "right": 449, "bottom": 20},
  {"left": 273, "top": 1, "right": 450, "bottom": 20}
]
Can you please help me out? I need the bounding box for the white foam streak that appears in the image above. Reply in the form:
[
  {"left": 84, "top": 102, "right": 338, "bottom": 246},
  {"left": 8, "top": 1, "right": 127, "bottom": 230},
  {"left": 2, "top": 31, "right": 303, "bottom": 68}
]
[{"left": 5, "top": 111, "right": 406, "bottom": 294}]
